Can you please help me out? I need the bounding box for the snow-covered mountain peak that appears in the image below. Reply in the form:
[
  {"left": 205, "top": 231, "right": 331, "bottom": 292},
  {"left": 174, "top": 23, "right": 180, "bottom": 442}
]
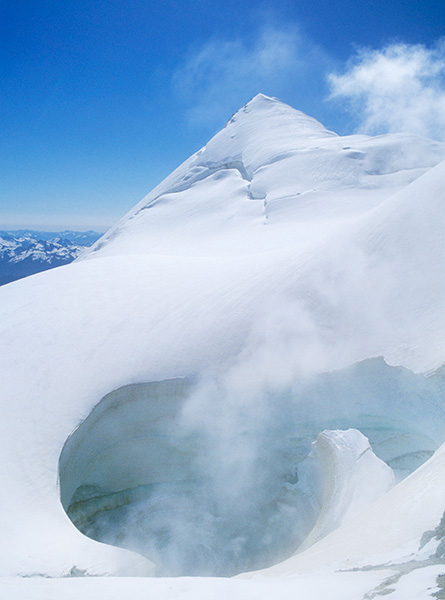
[
  {"left": 230, "top": 92, "right": 295, "bottom": 119},
  {"left": 209, "top": 93, "right": 337, "bottom": 169},
  {"left": 245, "top": 92, "right": 276, "bottom": 104},
  {"left": 83, "top": 95, "right": 445, "bottom": 261},
  {"left": 228, "top": 92, "right": 336, "bottom": 139}
]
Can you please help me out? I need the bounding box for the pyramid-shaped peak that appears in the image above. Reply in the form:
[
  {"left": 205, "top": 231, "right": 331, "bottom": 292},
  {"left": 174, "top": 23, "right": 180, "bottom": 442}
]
[
  {"left": 246, "top": 93, "right": 281, "bottom": 105},
  {"left": 243, "top": 93, "right": 296, "bottom": 113},
  {"left": 226, "top": 93, "right": 336, "bottom": 139},
  {"left": 216, "top": 94, "right": 336, "bottom": 155}
]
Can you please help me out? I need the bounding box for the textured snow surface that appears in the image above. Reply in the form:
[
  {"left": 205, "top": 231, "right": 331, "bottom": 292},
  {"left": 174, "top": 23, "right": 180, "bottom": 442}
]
[
  {"left": 85, "top": 93, "right": 445, "bottom": 260},
  {"left": 0, "top": 95, "right": 444, "bottom": 597}
]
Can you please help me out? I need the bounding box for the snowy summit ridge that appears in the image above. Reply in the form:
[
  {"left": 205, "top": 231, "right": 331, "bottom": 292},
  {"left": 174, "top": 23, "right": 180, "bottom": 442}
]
[
  {"left": 84, "top": 93, "right": 444, "bottom": 260},
  {"left": 223, "top": 92, "right": 336, "bottom": 137},
  {"left": 0, "top": 95, "right": 445, "bottom": 598}
]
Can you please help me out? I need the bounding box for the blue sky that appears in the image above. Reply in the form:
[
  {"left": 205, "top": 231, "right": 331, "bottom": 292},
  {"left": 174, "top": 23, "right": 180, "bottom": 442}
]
[{"left": 1, "top": 0, "right": 444, "bottom": 230}]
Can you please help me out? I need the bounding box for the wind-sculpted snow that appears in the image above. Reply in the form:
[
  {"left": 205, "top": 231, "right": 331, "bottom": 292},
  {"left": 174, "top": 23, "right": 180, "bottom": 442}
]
[
  {"left": 0, "top": 95, "right": 444, "bottom": 597},
  {"left": 299, "top": 429, "right": 395, "bottom": 551},
  {"left": 84, "top": 94, "right": 445, "bottom": 259}
]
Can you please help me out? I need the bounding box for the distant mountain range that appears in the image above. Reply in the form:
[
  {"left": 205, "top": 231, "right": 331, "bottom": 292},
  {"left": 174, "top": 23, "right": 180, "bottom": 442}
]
[{"left": 0, "top": 229, "right": 102, "bottom": 285}]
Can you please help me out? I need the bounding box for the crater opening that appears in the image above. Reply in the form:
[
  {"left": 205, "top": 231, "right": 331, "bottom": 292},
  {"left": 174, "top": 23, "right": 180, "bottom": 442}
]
[{"left": 59, "top": 359, "right": 445, "bottom": 576}]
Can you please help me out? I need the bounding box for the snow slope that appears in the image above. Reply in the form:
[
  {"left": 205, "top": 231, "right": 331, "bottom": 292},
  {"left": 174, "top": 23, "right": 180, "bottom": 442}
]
[
  {"left": 85, "top": 94, "right": 445, "bottom": 259},
  {"left": 0, "top": 94, "right": 444, "bottom": 597}
]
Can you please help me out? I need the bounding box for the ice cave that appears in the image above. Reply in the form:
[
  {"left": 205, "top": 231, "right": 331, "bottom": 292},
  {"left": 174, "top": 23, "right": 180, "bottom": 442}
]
[{"left": 59, "top": 359, "right": 445, "bottom": 576}]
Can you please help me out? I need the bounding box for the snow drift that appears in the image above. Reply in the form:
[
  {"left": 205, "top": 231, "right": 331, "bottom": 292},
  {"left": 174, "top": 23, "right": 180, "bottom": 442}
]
[{"left": 0, "top": 94, "right": 444, "bottom": 593}]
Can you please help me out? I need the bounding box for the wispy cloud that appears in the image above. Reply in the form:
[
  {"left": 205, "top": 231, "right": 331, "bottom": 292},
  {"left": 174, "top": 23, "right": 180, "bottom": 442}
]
[
  {"left": 173, "top": 23, "right": 445, "bottom": 141},
  {"left": 172, "top": 23, "right": 331, "bottom": 129},
  {"left": 328, "top": 41, "right": 445, "bottom": 140}
]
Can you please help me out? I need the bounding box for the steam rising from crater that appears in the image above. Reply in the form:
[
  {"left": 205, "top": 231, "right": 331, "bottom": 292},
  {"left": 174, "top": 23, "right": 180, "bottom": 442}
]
[{"left": 59, "top": 358, "right": 444, "bottom": 576}]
